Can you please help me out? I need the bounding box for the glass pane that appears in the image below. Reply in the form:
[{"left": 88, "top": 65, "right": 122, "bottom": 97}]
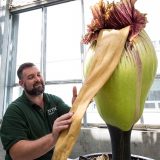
[
  {"left": 136, "top": 0, "right": 160, "bottom": 74},
  {"left": 10, "top": 0, "right": 47, "bottom": 8},
  {"left": 12, "top": 86, "right": 23, "bottom": 101},
  {"left": 15, "top": 9, "right": 42, "bottom": 83},
  {"left": 45, "top": 83, "right": 82, "bottom": 107},
  {"left": 86, "top": 102, "right": 105, "bottom": 124},
  {"left": 46, "top": 0, "right": 82, "bottom": 81},
  {"left": 147, "top": 79, "right": 160, "bottom": 101},
  {"left": 142, "top": 112, "right": 160, "bottom": 124},
  {"left": 11, "top": 0, "right": 33, "bottom": 5}
]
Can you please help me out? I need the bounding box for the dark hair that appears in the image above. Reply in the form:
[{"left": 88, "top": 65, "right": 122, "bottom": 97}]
[{"left": 17, "top": 62, "right": 35, "bottom": 80}]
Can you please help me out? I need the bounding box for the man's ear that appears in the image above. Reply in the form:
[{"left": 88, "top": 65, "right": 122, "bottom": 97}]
[{"left": 19, "top": 80, "right": 23, "bottom": 87}]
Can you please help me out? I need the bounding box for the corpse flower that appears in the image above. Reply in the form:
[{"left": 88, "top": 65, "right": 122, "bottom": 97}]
[
  {"left": 83, "top": 0, "right": 157, "bottom": 131},
  {"left": 52, "top": 0, "right": 157, "bottom": 160},
  {"left": 83, "top": 0, "right": 158, "bottom": 159}
]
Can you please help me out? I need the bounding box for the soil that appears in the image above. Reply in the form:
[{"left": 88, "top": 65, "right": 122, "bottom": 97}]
[{"left": 78, "top": 153, "right": 152, "bottom": 160}]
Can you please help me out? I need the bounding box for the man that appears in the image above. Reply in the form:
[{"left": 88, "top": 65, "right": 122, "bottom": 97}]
[{"left": 0, "top": 62, "right": 77, "bottom": 160}]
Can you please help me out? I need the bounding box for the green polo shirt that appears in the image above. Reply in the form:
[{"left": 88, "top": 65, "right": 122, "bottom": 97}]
[{"left": 0, "top": 92, "right": 70, "bottom": 160}]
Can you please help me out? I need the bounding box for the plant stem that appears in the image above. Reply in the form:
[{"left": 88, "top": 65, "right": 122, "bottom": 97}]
[{"left": 107, "top": 124, "right": 132, "bottom": 160}]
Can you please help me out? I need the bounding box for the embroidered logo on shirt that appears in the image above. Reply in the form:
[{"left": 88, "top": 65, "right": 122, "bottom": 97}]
[{"left": 47, "top": 107, "right": 57, "bottom": 115}]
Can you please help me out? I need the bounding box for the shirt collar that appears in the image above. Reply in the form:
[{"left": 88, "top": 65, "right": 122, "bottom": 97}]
[{"left": 21, "top": 91, "right": 49, "bottom": 110}]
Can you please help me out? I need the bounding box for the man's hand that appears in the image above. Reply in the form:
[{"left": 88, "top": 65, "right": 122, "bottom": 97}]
[
  {"left": 72, "top": 86, "right": 77, "bottom": 104},
  {"left": 52, "top": 112, "right": 73, "bottom": 140}
]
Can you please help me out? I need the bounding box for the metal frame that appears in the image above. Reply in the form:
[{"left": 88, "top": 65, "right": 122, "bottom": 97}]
[
  {"left": 0, "top": 0, "right": 14, "bottom": 118},
  {"left": 2, "top": 14, "right": 19, "bottom": 115},
  {"left": 40, "top": 7, "right": 47, "bottom": 81}
]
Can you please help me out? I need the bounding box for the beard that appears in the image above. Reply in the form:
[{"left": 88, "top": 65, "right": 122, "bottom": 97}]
[{"left": 24, "top": 81, "right": 45, "bottom": 96}]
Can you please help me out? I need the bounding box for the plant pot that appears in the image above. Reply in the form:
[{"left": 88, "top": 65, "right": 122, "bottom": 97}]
[{"left": 74, "top": 152, "right": 154, "bottom": 160}]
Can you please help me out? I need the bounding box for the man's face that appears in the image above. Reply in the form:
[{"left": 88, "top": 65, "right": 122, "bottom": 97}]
[{"left": 19, "top": 66, "right": 45, "bottom": 96}]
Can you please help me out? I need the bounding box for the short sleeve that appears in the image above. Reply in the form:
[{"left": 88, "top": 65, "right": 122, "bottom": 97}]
[{"left": 0, "top": 105, "right": 29, "bottom": 151}]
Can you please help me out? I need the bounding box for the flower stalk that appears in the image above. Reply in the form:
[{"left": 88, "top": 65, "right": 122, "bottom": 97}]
[{"left": 107, "top": 124, "right": 132, "bottom": 160}]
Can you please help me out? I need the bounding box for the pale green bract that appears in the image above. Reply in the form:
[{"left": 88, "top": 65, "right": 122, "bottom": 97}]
[{"left": 84, "top": 29, "right": 158, "bottom": 131}]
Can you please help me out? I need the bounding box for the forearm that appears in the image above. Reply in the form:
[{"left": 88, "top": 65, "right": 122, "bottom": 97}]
[{"left": 10, "top": 133, "right": 57, "bottom": 160}]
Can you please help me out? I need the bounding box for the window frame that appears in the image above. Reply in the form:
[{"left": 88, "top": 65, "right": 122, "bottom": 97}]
[{"left": 2, "top": 0, "right": 160, "bottom": 126}]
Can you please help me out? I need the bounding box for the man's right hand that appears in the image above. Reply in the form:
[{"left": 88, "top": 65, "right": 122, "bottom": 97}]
[{"left": 52, "top": 112, "right": 73, "bottom": 140}]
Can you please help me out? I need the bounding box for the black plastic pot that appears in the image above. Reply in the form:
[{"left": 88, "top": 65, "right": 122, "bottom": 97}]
[{"left": 74, "top": 152, "right": 154, "bottom": 160}]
